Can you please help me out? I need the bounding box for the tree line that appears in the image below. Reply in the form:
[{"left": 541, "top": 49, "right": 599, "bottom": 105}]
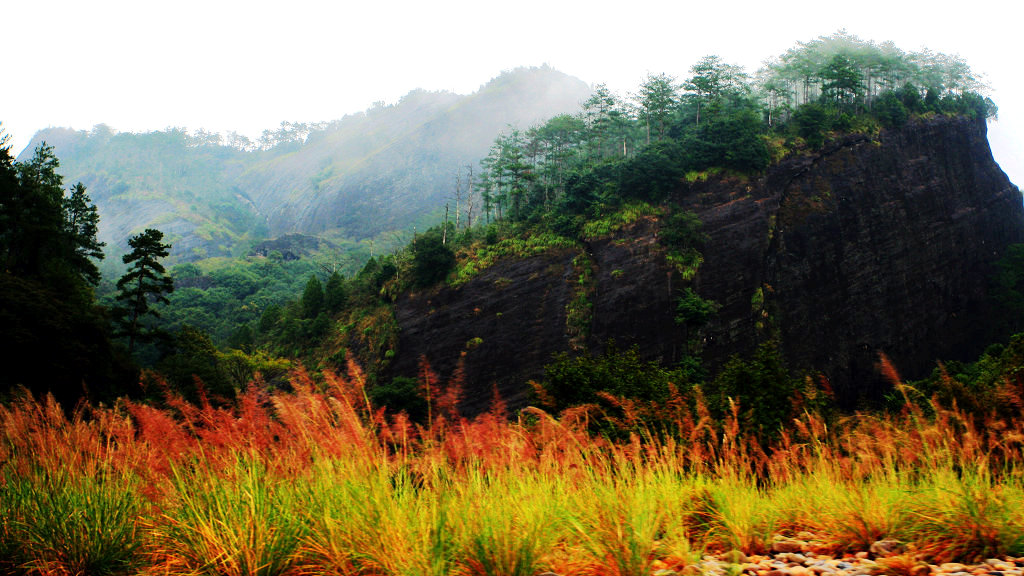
[
  {"left": 464, "top": 31, "right": 995, "bottom": 229},
  {"left": 1, "top": 125, "right": 177, "bottom": 403}
]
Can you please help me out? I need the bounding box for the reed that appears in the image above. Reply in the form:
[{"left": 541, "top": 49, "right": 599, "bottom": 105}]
[{"left": 2, "top": 357, "right": 1024, "bottom": 574}]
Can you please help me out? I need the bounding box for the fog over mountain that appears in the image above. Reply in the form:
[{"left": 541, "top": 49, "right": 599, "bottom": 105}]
[{"left": 20, "top": 67, "right": 591, "bottom": 261}]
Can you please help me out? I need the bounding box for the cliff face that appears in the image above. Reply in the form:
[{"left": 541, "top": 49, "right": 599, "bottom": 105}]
[{"left": 386, "top": 117, "right": 1024, "bottom": 412}]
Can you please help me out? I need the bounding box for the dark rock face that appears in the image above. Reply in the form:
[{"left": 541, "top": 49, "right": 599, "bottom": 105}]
[
  {"left": 388, "top": 249, "right": 578, "bottom": 416},
  {"left": 387, "top": 117, "right": 1024, "bottom": 413},
  {"left": 691, "top": 116, "right": 1024, "bottom": 405}
]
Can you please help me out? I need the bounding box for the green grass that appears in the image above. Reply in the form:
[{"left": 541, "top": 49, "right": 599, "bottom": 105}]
[
  {"left": 3, "top": 364, "right": 1024, "bottom": 574},
  {"left": 150, "top": 455, "right": 307, "bottom": 576},
  {"left": 580, "top": 201, "right": 660, "bottom": 240},
  {"left": 1, "top": 465, "right": 143, "bottom": 576},
  {"left": 451, "top": 229, "right": 577, "bottom": 287}
]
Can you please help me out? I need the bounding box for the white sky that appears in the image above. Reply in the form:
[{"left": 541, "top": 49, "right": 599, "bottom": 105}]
[{"left": 4, "top": 0, "right": 1022, "bottom": 185}]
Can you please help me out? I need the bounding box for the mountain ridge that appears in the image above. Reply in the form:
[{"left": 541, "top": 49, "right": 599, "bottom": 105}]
[{"left": 20, "top": 66, "right": 592, "bottom": 261}]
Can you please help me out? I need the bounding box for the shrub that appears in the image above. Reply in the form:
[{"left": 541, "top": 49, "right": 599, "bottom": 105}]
[{"left": 412, "top": 229, "right": 456, "bottom": 288}]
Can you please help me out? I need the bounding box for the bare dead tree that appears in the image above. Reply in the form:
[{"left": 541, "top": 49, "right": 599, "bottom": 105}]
[{"left": 464, "top": 164, "right": 475, "bottom": 230}]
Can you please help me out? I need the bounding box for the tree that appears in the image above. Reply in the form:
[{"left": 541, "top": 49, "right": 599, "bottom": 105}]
[
  {"left": 301, "top": 275, "right": 324, "bottom": 318},
  {"left": 324, "top": 271, "right": 347, "bottom": 314},
  {"left": 411, "top": 228, "right": 455, "bottom": 288},
  {"left": 581, "top": 84, "right": 632, "bottom": 160},
  {"left": 685, "top": 55, "right": 748, "bottom": 127},
  {"left": 820, "top": 54, "right": 864, "bottom": 112},
  {"left": 157, "top": 325, "right": 232, "bottom": 402},
  {"left": 635, "top": 73, "right": 679, "bottom": 144},
  {"left": 874, "top": 91, "right": 908, "bottom": 129},
  {"left": 696, "top": 95, "right": 770, "bottom": 172},
  {"left": 793, "top": 102, "right": 829, "bottom": 149},
  {"left": 3, "top": 143, "right": 65, "bottom": 279},
  {"left": 0, "top": 130, "right": 124, "bottom": 404},
  {"left": 0, "top": 127, "right": 21, "bottom": 267},
  {"left": 62, "top": 182, "right": 105, "bottom": 286},
  {"left": 114, "top": 228, "right": 174, "bottom": 354}
]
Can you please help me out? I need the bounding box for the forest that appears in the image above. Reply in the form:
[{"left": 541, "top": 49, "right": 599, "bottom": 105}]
[{"left": 2, "top": 31, "right": 1024, "bottom": 574}]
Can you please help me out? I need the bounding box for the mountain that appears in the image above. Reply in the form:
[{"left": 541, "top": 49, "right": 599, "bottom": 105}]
[
  {"left": 21, "top": 66, "right": 592, "bottom": 261},
  {"left": 240, "top": 66, "right": 593, "bottom": 240},
  {"left": 18, "top": 125, "right": 261, "bottom": 261},
  {"left": 380, "top": 116, "right": 1024, "bottom": 412}
]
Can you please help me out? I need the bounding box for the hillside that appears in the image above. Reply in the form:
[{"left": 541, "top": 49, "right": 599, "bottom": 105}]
[
  {"left": 381, "top": 116, "right": 1023, "bottom": 412},
  {"left": 241, "top": 66, "right": 594, "bottom": 240},
  {"left": 20, "top": 66, "right": 591, "bottom": 262}
]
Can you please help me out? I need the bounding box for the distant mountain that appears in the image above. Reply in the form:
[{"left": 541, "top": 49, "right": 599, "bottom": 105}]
[
  {"left": 22, "top": 66, "right": 592, "bottom": 261},
  {"left": 20, "top": 125, "right": 261, "bottom": 261},
  {"left": 242, "top": 66, "right": 593, "bottom": 239}
]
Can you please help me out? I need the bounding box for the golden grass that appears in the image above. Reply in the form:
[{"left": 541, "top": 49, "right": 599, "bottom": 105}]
[{"left": 1, "top": 360, "right": 1024, "bottom": 575}]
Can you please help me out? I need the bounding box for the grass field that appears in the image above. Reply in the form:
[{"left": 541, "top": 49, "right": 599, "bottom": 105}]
[{"left": 2, "top": 359, "right": 1023, "bottom": 575}]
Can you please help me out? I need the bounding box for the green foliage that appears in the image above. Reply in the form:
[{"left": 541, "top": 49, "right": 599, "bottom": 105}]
[
  {"left": 897, "top": 333, "right": 1024, "bottom": 421},
  {"left": 659, "top": 210, "right": 707, "bottom": 279},
  {"left": 62, "top": 182, "right": 106, "bottom": 286},
  {"left": 580, "top": 201, "right": 659, "bottom": 239},
  {"left": 451, "top": 227, "right": 576, "bottom": 287},
  {"left": 540, "top": 341, "right": 687, "bottom": 412},
  {"left": 705, "top": 341, "right": 819, "bottom": 437},
  {"left": 370, "top": 376, "right": 429, "bottom": 423},
  {"left": 412, "top": 228, "right": 456, "bottom": 288},
  {"left": 636, "top": 72, "right": 679, "bottom": 143},
  {"left": 793, "top": 102, "right": 829, "bottom": 149},
  {"left": 218, "top": 348, "right": 291, "bottom": 389},
  {"left": 819, "top": 54, "right": 864, "bottom": 110},
  {"left": 759, "top": 31, "right": 991, "bottom": 118},
  {"left": 113, "top": 228, "right": 174, "bottom": 354},
  {"left": 0, "top": 135, "right": 123, "bottom": 404},
  {"left": 324, "top": 271, "right": 348, "bottom": 313},
  {"left": 2, "top": 466, "right": 143, "bottom": 575},
  {"left": 685, "top": 55, "right": 749, "bottom": 127},
  {"left": 692, "top": 96, "right": 771, "bottom": 172},
  {"left": 566, "top": 252, "right": 595, "bottom": 349},
  {"left": 993, "top": 244, "right": 1024, "bottom": 334},
  {"left": 259, "top": 303, "right": 283, "bottom": 334},
  {"left": 0, "top": 274, "right": 127, "bottom": 404},
  {"left": 0, "top": 142, "right": 106, "bottom": 286},
  {"left": 302, "top": 275, "right": 324, "bottom": 318},
  {"left": 874, "top": 91, "right": 909, "bottom": 129},
  {"left": 618, "top": 140, "right": 687, "bottom": 201},
  {"left": 676, "top": 287, "right": 719, "bottom": 329},
  {"left": 157, "top": 326, "right": 234, "bottom": 402}
]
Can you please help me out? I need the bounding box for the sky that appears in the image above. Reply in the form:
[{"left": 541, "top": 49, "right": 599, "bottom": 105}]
[{"left": 4, "top": 0, "right": 1022, "bottom": 185}]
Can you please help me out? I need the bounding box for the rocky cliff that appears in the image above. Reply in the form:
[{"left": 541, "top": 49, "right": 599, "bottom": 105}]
[{"left": 385, "top": 117, "right": 1024, "bottom": 412}]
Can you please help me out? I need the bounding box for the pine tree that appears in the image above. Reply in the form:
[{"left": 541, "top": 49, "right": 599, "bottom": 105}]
[
  {"left": 62, "top": 182, "right": 105, "bottom": 286},
  {"left": 324, "top": 271, "right": 347, "bottom": 313},
  {"left": 114, "top": 228, "right": 173, "bottom": 353},
  {"left": 301, "top": 275, "right": 324, "bottom": 318}
]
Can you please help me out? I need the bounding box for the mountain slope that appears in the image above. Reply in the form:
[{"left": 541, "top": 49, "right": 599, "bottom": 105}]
[
  {"left": 22, "top": 66, "right": 592, "bottom": 261},
  {"left": 243, "top": 66, "right": 592, "bottom": 239}
]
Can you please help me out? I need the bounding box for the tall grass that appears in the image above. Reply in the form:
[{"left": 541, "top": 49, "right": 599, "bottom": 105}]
[
  {"left": 2, "top": 359, "right": 1024, "bottom": 575},
  {"left": 1, "top": 465, "right": 142, "bottom": 575},
  {"left": 148, "top": 455, "right": 307, "bottom": 576}
]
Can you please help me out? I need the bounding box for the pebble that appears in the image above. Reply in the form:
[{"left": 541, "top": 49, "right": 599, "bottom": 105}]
[{"left": 674, "top": 547, "right": 1024, "bottom": 576}]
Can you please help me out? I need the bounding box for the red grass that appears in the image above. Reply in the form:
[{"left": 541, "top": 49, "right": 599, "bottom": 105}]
[{"left": 4, "top": 354, "right": 1024, "bottom": 571}]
